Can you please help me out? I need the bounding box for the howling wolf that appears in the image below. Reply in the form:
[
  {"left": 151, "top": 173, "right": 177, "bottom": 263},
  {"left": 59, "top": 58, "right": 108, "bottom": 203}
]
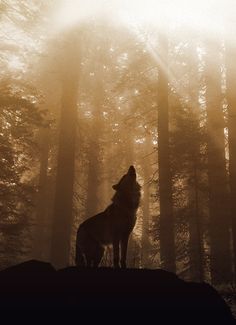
[{"left": 75, "top": 166, "right": 141, "bottom": 268}]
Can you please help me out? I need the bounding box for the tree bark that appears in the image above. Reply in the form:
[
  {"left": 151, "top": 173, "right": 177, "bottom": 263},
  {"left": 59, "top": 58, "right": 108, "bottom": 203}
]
[
  {"left": 141, "top": 159, "right": 150, "bottom": 268},
  {"left": 85, "top": 145, "right": 100, "bottom": 217},
  {"left": 226, "top": 42, "right": 236, "bottom": 279},
  {"left": 33, "top": 127, "right": 50, "bottom": 261},
  {"left": 188, "top": 161, "right": 204, "bottom": 282},
  {"left": 51, "top": 37, "right": 79, "bottom": 268},
  {"left": 205, "top": 41, "right": 232, "bottom": 284},
  {"left": 85, "top": 51, "right": 105, "bottom": 217},
  {"left": 158, "top": 34, "right": 176, "bottom": 273},
  {"left": 187, "top": 41, "right": 204, "bottom": 282}
]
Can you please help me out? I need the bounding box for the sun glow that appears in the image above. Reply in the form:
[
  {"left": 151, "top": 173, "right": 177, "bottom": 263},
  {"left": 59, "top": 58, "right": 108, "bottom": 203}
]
[
  {"left": 52, "top": 0, "right": 235, "bottom": 106},
  {"left": 8, "top": 55, "right": 25, "bottom": 71},
  {"left": 53, "top": 0, "right": 235, "bottom": 38}
]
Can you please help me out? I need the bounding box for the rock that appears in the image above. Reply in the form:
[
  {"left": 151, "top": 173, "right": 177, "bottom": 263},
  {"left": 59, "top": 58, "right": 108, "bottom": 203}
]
[{"left": 0, "top": 260, "right": 234, "bottom": 321}]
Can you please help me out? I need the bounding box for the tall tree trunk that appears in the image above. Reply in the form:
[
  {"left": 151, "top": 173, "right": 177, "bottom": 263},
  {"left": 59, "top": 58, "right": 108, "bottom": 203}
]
[
  {"left": 141, "top": 159, "right": 150, "bottom": 268},
  {"left": 158, "top": 34, "right": 176, "bottom": 273},
  {"left": 188, "top": 161, "right": 204, "bottom": 281},
  {"left": 85, "top": 145, "right": 100, "bottom": 217},
  {"left": 33, "top": 127, "right": 50, "bottom": 261},
  {"left": 226, "top": 42, "right": 236, "bottom": 279},
  {"left": 85, "top": 53, "right": 105, "bottom": 217},
  {"left": 188, "top": 41, "right": 204, "bottom": 282},
  {"left": 205, "top": 42, "right": 232, "bottom": 284},
  {"left": 51, "top": 37, "right": 79, "bottom": 268},
  {"left": 125, "top": 134, "right": 137, "bottom": 268}
]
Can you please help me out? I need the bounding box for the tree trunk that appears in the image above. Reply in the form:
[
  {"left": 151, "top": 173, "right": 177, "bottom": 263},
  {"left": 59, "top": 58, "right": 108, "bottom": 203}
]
[
  {"left": 85, "top": 146, "right": 100, "bottom": 217},
  {"left": 85, "top": 53, "right": 105, "bottom": 217},
  {"left": 205, "top": 42, "right": 232, "bottom": 284},
  {"left": 226, "top": 42, "right": 236, "bottom": 279},
  {"left": 51, "top": 37, "right": 79, "bottom": 268},
  {"left": 141, "top": 160, "right": 150, "bottom": 268},
  {"left": 33, "top": 127, "right": 50, "bottom": 261},
  {"left": 158, "top": 34, "right": 176, "bottom": 273},
  {"left": 187, "top": 41, "right": 204, "bottom": 282},
  {"left": 125, "top": 134, "right": 137, "bottom": 268},
  {"left": 188, "top": 161, "right": 204, "bottom": 282}
]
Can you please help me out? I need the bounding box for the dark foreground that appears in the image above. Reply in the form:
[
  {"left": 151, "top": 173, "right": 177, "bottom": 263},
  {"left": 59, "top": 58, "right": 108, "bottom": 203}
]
[{"left": 0, "top": 260, "right": 235, "bottom": 322}]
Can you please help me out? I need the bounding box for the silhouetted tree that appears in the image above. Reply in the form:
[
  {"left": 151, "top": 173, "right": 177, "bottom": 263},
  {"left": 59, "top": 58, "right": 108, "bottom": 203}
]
[
  {"left": 205, "top": 41, "right": 232, "bottom": 284},
  {"left": 226, "top": 42, "right": 236, "bottom": 279},
  {"left": 141, "top": 142, "right": 152, "bottom": 268},
  {"left": 51, "top": 34, "right": 80, "bottom": 268},
  {"left": 187, "top": 41, "right": 204, "bottom": 282},
  {"left": 158, "top": 33, "right": 176, "bottom": 273},
  {"left": 33, "top": 126, "right": 50, "bottom": 261},
  {"left": 85, "top": 43, "right": 106, "bottom": 217}
]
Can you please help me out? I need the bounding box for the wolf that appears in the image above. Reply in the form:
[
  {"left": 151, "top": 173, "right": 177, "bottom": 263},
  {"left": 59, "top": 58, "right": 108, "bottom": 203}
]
[{"left": 75, "top": 165, "right": 141, "bottom": 268}]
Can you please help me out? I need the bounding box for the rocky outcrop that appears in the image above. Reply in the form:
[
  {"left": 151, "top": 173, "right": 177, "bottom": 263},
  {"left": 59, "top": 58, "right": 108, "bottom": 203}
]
[{"left": 0, "top": 260, "right": 234, "bottom": 321}]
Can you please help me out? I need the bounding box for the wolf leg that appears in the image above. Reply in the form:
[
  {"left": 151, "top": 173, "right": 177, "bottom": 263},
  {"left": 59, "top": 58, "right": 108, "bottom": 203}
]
[
  {"left": 92, "top": 244, "right": 105, "bottom": 267},
  {"left": 75, "top": 245, "right": 86, "bottom": 267},
  {"left": 75, "top": 230, "right": 86, "bottom": 267},
  {"left": 121, "top": 235, "right": 129, "bottom": 268},
  {"left": 113, "top": 238, "right": 120, "bottom": 268},
  {"left": 83, "top": 238, "right": 104, "bottom": 267}
]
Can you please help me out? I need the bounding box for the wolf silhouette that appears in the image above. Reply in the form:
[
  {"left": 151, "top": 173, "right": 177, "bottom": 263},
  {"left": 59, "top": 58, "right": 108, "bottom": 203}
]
[{"left": 75, "top": 166, "right": 141, "bottom": 268}]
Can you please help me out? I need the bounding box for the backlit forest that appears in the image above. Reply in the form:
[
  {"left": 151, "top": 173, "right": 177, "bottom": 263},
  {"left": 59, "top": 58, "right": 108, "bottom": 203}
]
[{"left": 1, "top": 0, "right": 236, "bottom": 286}]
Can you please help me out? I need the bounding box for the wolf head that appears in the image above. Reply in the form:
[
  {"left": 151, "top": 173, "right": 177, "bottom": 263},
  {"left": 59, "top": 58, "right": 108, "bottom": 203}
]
[
  {"left": 112, "top": 166, "right": 136, "bottom": 191},
  {"left": 112, "top": 166, "right": 141, "bottom": 209}
]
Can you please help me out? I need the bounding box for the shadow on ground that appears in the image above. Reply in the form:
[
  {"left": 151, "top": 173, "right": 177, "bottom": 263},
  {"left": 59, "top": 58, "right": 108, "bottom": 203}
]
[{"left": 0, "top": 260, "right": 235, "bottom": 321}]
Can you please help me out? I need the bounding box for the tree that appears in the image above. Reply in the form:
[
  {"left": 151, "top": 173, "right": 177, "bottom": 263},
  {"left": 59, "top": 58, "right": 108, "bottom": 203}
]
[
  {"left": 33, "top": 126, "right": 51, "bottom": 261},
  {"left": 51, "top": 33, "right": 80, "bottom": 268},
  {"left": 157, "top": 33, "right": 176, "bottom": 273},
  {"left": 0, "top": 0, "right": 54, "bottom": 267},
  {"left": 0, "top": 80, "right": 46, "bottom": 267},
  {"left": 226, "top": 41, "right": 236, "bottom": 279},
  {"left": 141, "top": 137, "right": 152, "bottom": 268},
  {"left": 187, "top": 40, "right": 204, "bottom": 282},
  {"left": 205, "top": 40, "right": 232, "bottom": 284}
]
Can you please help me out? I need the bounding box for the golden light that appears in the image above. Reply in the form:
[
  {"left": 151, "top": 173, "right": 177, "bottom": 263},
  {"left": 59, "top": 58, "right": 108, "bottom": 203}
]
[
  {"left": 53, "top": 0, "right": 108, "bottom": 29},
  {"left": 52, "top": 0, "right": 236, "bottom": 95},
  {"left": 8, "top": 55, "right": 24, "bottom": 71},
  {"left": 53, "top": 0, "right": 235, "bottom": 38}
]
